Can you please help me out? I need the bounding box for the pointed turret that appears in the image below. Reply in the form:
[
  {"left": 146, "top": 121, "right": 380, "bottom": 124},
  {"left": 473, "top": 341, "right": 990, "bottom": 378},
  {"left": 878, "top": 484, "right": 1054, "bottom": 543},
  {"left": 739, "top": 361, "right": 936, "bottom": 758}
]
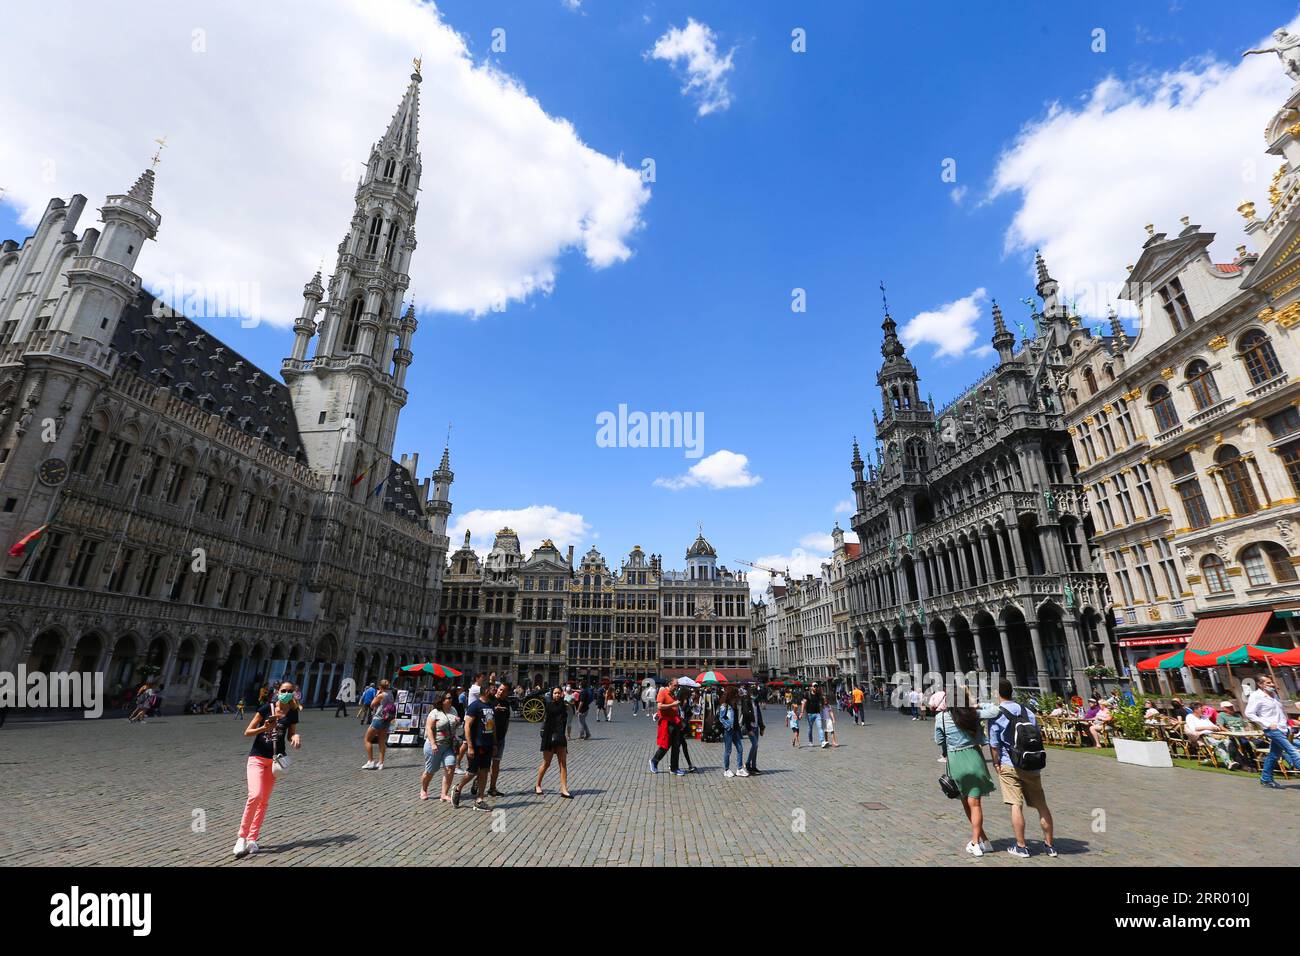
[
  {"left": 127, "top": 168, "right": 156, "bottom": 203},
  {"left": 380, "top": 68, "right": 422, "bottom": 158},
  {"left": 1108, "top": 307, "right": 1128, "bottom": 351},
  {"left": 991, "top": 298, "right": 1016, "bottom": 362}
]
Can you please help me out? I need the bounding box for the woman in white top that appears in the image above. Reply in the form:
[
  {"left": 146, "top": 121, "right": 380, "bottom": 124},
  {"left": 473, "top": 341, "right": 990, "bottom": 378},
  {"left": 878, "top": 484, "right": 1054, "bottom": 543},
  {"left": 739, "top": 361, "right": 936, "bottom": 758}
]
[{"left": 421, "top": 692, "right": 461, "bottom": 802}]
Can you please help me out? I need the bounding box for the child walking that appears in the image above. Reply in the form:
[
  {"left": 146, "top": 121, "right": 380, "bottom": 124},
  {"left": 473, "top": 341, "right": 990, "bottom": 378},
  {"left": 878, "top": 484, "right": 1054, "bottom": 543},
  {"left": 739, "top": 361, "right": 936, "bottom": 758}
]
[{"left": 787, "top": 705, "right": 800, "bottom": 747}]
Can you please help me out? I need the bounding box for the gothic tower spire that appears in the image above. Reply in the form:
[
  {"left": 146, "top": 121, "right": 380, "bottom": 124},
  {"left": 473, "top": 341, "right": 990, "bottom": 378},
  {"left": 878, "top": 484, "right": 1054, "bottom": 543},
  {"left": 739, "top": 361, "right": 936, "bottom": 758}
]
[{"left": 284, "top": 68, "right": 424, "bottom": 491}]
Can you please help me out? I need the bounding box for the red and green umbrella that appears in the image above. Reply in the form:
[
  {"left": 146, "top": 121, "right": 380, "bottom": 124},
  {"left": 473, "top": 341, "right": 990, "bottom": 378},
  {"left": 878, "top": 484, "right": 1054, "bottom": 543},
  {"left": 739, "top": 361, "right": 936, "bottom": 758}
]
[
  {"left": 1155, "top": 648, "right": 1217, "bottom": 670},
  {"left": 767, "top": 679, "right": 787, "bottom": 687},
  {"left": 1196, "top": 644, "right": 1291, "bottom": 666},
  {"left": 399, "top": 662, "right": 463, "bottom": 678},
  {"left": 696, "top": 670, "right": 728, "bottom": 684},
  {"left": 1136, "top": 650, "right": 1180, "bottom": 672},
  {"left": 1265, "top": 646, "right": 1300, "bottom": 666}
]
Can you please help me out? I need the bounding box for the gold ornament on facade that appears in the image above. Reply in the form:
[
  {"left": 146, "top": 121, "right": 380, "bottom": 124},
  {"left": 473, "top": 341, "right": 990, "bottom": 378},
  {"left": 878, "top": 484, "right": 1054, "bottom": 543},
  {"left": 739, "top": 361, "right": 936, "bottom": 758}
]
[
  {"left": 1270, "top": 163, "right": 1289, "bottom": 207},
  {"left": 1274, "top": 301, "right": 1300, "bottom": 328},
  {"left": 1207, "top": 335, "right": 1228, "bottom": 351},
  {"left": 1289, "top": 121, "right": 1300, "bottom": 138},
  {"left": 1160, "top": 368, "right": 1175, "bottom": 380},
  {"left": 1259, "top": 306, "right": 1277, "bottom": 323},
  {"left": 1148, "top": 607, "right": 1161, "bottom": 621},
  {"left": 1237, "top": 200, "right": 1257, "bottom": 222},
  {"left": 1102, "top": 403, "right": 1114, "bottom": 414}
]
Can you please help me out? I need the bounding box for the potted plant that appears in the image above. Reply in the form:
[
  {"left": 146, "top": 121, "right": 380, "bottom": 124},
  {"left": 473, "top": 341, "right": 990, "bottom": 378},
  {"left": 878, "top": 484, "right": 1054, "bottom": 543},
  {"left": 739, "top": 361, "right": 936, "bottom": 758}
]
[{"left": 1109, "top": 699, "right": 1173, "bottom": 768}]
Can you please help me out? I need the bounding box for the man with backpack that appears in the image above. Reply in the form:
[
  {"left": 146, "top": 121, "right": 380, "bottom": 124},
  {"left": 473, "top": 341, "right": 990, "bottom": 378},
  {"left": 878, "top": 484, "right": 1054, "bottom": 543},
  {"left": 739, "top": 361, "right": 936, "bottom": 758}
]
[{"left": 988, "top": 680, "right": 1057, "bottom": 859}]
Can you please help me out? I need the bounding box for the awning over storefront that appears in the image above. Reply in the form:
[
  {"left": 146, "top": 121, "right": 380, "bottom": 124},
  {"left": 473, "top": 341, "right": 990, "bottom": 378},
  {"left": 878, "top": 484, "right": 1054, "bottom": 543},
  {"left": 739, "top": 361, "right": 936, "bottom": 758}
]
[
  {"left": 1118, "top": 634, "right": 1190, "bottom": 648},
  {"left": 1186, "top": 611, "right": 1273, "bottom": 654}
]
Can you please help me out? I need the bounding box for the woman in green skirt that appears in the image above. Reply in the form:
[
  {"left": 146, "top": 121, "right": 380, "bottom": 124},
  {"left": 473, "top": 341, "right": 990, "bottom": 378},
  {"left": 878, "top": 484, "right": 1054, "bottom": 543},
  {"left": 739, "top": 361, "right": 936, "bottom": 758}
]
[{"left": 935, "top": 699, "right": 995, "bottom": 857}]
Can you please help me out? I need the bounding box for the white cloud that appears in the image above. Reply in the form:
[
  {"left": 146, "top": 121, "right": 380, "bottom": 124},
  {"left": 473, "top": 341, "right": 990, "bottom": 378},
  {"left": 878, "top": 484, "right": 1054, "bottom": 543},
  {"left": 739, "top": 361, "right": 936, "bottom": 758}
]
[
  {"left": 833, "top": 499, "right": 854, "bottom": 515},
  {"left": 899, "top": 287, "right": 993, "bottom": 360},
  {"left": 649, "top": 19, "right": 735, "bottom": 116},
  {"left": 562, "top": 0, "right": 582, "bottom": 9},
  {"left": 990, "top": 21, "right": 1298, "bottom": 318},
  {"left": 0, "top": 0, "right": 650, "bottom": 326},
  {"left": 745, "top": 547, "right": 829, "bottom": 600},
  {"left": 653, "top": 449, "right": 760, "bottom": 490},
  {"left": 448, "top": 505, "right": 590, "bottom": 556},
  {"left": 949, "top": 184, "right": 968, "bottom": 206}
]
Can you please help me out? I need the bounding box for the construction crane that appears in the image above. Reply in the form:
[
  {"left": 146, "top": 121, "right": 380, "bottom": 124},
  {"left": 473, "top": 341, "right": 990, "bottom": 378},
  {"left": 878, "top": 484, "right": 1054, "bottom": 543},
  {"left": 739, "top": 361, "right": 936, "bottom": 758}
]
[{"left": 735, "top": 558, "right": 790, "bottom": 584}]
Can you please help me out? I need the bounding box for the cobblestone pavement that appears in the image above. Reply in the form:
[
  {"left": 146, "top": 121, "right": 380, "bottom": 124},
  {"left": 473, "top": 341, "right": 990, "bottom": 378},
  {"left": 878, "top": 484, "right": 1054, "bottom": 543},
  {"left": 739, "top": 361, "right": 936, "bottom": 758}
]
[{"left": 1, "top": 703, "right": 1296, "bottom": 866}]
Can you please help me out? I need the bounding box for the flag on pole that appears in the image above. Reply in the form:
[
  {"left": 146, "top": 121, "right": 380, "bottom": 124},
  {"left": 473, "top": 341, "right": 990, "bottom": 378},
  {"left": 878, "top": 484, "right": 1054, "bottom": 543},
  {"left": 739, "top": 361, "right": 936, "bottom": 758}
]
[
  {"left": 351, "top": 457, "right": 378, "bottom": 488},
  {"left": 371, "top": 476, "right": 387, "bottom": 498},
  {"left": 8, "top": 524, "right": 47, "bottom": 558}
]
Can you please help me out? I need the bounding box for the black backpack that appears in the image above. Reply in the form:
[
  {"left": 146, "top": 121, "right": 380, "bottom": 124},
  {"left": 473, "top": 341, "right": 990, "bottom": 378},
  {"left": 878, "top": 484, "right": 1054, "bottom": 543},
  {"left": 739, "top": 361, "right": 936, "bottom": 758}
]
[
  {"left": 740, "top": 696, "right": 755, "bottom": 733},
  {"left": 998, "top": 705, "right": 1047, "bottom": 771}
]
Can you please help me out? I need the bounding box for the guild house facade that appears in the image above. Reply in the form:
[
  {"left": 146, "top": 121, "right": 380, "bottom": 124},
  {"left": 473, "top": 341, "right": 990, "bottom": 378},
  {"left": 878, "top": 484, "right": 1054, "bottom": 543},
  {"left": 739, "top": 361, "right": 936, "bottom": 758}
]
[{"left": 1059, "top": 60, "right": 1300, "bottom": 694}]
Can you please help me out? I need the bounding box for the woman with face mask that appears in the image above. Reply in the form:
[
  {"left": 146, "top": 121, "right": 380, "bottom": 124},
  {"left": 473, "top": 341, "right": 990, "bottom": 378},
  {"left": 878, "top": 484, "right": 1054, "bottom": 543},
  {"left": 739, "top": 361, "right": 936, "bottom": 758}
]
[{"left": 234, "top": 681, "right": 302, "bottom": 858}]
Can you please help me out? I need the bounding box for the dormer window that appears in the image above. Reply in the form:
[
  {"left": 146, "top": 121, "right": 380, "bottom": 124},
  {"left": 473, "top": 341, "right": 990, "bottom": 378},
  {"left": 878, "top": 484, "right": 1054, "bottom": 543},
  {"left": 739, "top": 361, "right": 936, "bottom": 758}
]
[{"left": 1157, "top": 277, "right": 1193, "bottom": 333}]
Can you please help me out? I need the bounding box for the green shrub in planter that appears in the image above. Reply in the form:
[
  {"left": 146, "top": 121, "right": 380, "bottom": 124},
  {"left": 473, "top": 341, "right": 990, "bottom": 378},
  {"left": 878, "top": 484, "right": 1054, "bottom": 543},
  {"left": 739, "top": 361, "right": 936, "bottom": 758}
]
[{"left": 1110, "top": 700, "right": 1153, "bottom": 742}]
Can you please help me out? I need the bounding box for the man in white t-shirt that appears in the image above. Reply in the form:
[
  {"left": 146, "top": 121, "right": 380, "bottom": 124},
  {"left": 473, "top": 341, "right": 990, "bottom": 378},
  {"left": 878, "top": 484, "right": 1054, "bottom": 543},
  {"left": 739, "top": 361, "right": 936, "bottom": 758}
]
[{"left": 1186, "top": 702, "right": 1236, "bottom": 769}]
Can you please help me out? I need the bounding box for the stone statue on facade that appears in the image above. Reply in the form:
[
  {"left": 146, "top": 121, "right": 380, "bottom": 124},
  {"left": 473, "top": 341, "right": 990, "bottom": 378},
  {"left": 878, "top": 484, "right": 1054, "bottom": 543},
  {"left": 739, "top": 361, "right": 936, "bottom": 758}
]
[
  {"left": 1278, "top": 518, "right": 1298, "bottom": 554},
  {"left": 1244, "top": 29, "right": 1300, "bottom": 82}
]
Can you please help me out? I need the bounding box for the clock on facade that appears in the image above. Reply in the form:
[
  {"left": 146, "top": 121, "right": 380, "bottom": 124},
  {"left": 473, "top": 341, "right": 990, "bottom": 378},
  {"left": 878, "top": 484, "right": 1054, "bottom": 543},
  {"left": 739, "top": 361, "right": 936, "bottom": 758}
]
[{"left": 38, "top": 457, "right": 69, "bottom": 487}]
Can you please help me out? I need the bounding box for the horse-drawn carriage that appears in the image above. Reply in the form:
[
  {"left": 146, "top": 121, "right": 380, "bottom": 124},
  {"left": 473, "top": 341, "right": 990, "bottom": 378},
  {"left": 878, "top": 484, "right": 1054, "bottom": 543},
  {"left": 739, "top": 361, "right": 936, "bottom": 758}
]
[{"left": 510, "top": 688, "right": 549, "bottom": 723}]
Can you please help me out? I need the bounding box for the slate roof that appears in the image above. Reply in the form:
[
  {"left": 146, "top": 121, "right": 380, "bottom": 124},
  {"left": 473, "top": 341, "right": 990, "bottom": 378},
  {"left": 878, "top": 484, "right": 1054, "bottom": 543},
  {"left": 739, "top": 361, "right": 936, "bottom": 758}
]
[
  {"left": 112, "top": 290, "right": 306, "bottom": 461},
  {"left": 379, "top": 458, "right": 425, "bottom": 523}
]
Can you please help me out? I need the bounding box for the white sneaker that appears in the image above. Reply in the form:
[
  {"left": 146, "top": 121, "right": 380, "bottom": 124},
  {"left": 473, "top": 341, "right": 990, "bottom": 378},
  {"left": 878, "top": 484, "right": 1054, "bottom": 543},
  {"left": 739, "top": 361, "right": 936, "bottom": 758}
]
[
  {"left": 361, "top": 760, "right": 376, "bottom": 770},
  {"left": 245, "top": 840, "right": 259, "bottom": 856},
  {"left": 375, "top": 763, "right": 384, "bottom": 771},
  {"left": 233, "top": 837, "right": 247, "bottom": 858},
  {"left": 979, "top": 840, "right": 993, "bottom": 853},
  {"left": 724, "top": 769, "right": 735, "bottom": 778},
  {"left": 821, "top": 741, "right": 829, "bottom": 749},
  {"left": 965, "top": 841, "right": 984, "bottom": 858},
  {"left": 736, "top": 768, "right": 749, "bottom": 777}
]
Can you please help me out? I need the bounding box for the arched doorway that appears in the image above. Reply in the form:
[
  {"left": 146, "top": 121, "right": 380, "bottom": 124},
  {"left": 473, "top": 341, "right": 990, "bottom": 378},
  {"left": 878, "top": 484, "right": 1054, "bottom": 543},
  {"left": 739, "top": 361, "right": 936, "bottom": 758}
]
[
  {"left": 26, "top": 629, "right": 65, "bottom": 673},
  {"left": 1000, "top": 605, "right": 1038, "bottom": 691},
  {"left": 70, "top": 632, "right": 103, "bottom": 674}
]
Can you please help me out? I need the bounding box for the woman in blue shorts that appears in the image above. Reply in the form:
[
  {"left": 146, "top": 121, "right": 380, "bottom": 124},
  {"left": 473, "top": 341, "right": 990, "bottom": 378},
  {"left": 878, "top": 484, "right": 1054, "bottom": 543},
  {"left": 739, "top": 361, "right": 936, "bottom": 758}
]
[
  {"left": 420, "top": 691, "right": 460, "bottom": 802},
  {"left": 362, "top": 679, "right": 396, "bottom": 770}
]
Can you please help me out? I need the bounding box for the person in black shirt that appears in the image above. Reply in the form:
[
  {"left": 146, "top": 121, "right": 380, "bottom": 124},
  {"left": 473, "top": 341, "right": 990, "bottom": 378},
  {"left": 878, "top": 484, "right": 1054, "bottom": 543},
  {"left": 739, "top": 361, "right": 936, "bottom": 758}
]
[
  {"left": 234, "top": 681, "right": 301, "bottom": 858},
  {"left": 674, "top": 682, "right": 698, "bottom": 772},
  {"left": 487, "top": 683, "right": 511, "bottom": 797},
  {"left": 534, "top": 687, "right": 573, "bottom": 798}
]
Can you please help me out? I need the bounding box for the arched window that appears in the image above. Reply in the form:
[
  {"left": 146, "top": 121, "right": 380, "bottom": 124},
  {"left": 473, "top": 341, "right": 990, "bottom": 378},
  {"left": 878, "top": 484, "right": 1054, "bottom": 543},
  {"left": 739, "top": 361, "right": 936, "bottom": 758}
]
[
  {"left": 341, "top": 297, "right": 363, "bottom": 353},
  {"left": 1239, "top": 330, "right": 1282, "bottom": 385},
  {"left": 381, "top": 157, "right": 396, "bottom": 180},
  {"left": 1185, "top": 359, "right": 1220, "bottom": 410},
  {"left": 1149, "top": 384, "right": 1179, "bottom": 432},
  {"left": 1240, "top": 543, "right": 1298, "bottom": 586},
  {"left": 384, "top": 218, "right": 403, "bottom": 268},
  {"left": 400, "top": 165, "right": 411, "bottom": 188},
  {"left": 363, "top": 213, "right": 383, "bottom": 258},
  {"left": 905, "top": 438, "right": 927, "bottom": 473},
  {"left": 1083, "top": 367, "right": 1098, "bottom": 395},
  {"left": 1215, "top": 445, "right": 1260, "bottom": 516},
  {"left": 1200, "top": 554, "right": 1230, "bottom": 593}
]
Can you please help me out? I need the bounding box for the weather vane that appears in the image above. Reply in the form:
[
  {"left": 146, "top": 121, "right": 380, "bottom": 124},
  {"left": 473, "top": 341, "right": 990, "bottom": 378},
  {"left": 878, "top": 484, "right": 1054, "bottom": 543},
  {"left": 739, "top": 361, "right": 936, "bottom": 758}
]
[
  {"left": 413, "top": 55, "right": 423, "bottom": 75},
  {"left": 150, "top": 135, "right": 168, "bottom": 168},
  {"left": 879, "top": 280, "right": 889, "bottom": 316}
]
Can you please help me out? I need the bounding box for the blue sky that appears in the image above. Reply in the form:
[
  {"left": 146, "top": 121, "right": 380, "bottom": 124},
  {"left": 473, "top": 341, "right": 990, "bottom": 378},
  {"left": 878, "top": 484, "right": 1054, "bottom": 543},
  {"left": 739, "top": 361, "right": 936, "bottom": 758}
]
[{"left": 2, "top": 0, "right": 1296, "bottom": 591}]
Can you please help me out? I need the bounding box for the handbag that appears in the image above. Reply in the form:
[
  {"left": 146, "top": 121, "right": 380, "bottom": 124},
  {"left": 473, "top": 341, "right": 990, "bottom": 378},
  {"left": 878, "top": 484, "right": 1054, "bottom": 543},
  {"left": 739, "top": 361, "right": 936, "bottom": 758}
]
[
  {"left": 938, "top": 717, "right": 961, "bottom": 799},
  {"left": 270, "top": 712, "right": 293, "bottom": 776}
]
